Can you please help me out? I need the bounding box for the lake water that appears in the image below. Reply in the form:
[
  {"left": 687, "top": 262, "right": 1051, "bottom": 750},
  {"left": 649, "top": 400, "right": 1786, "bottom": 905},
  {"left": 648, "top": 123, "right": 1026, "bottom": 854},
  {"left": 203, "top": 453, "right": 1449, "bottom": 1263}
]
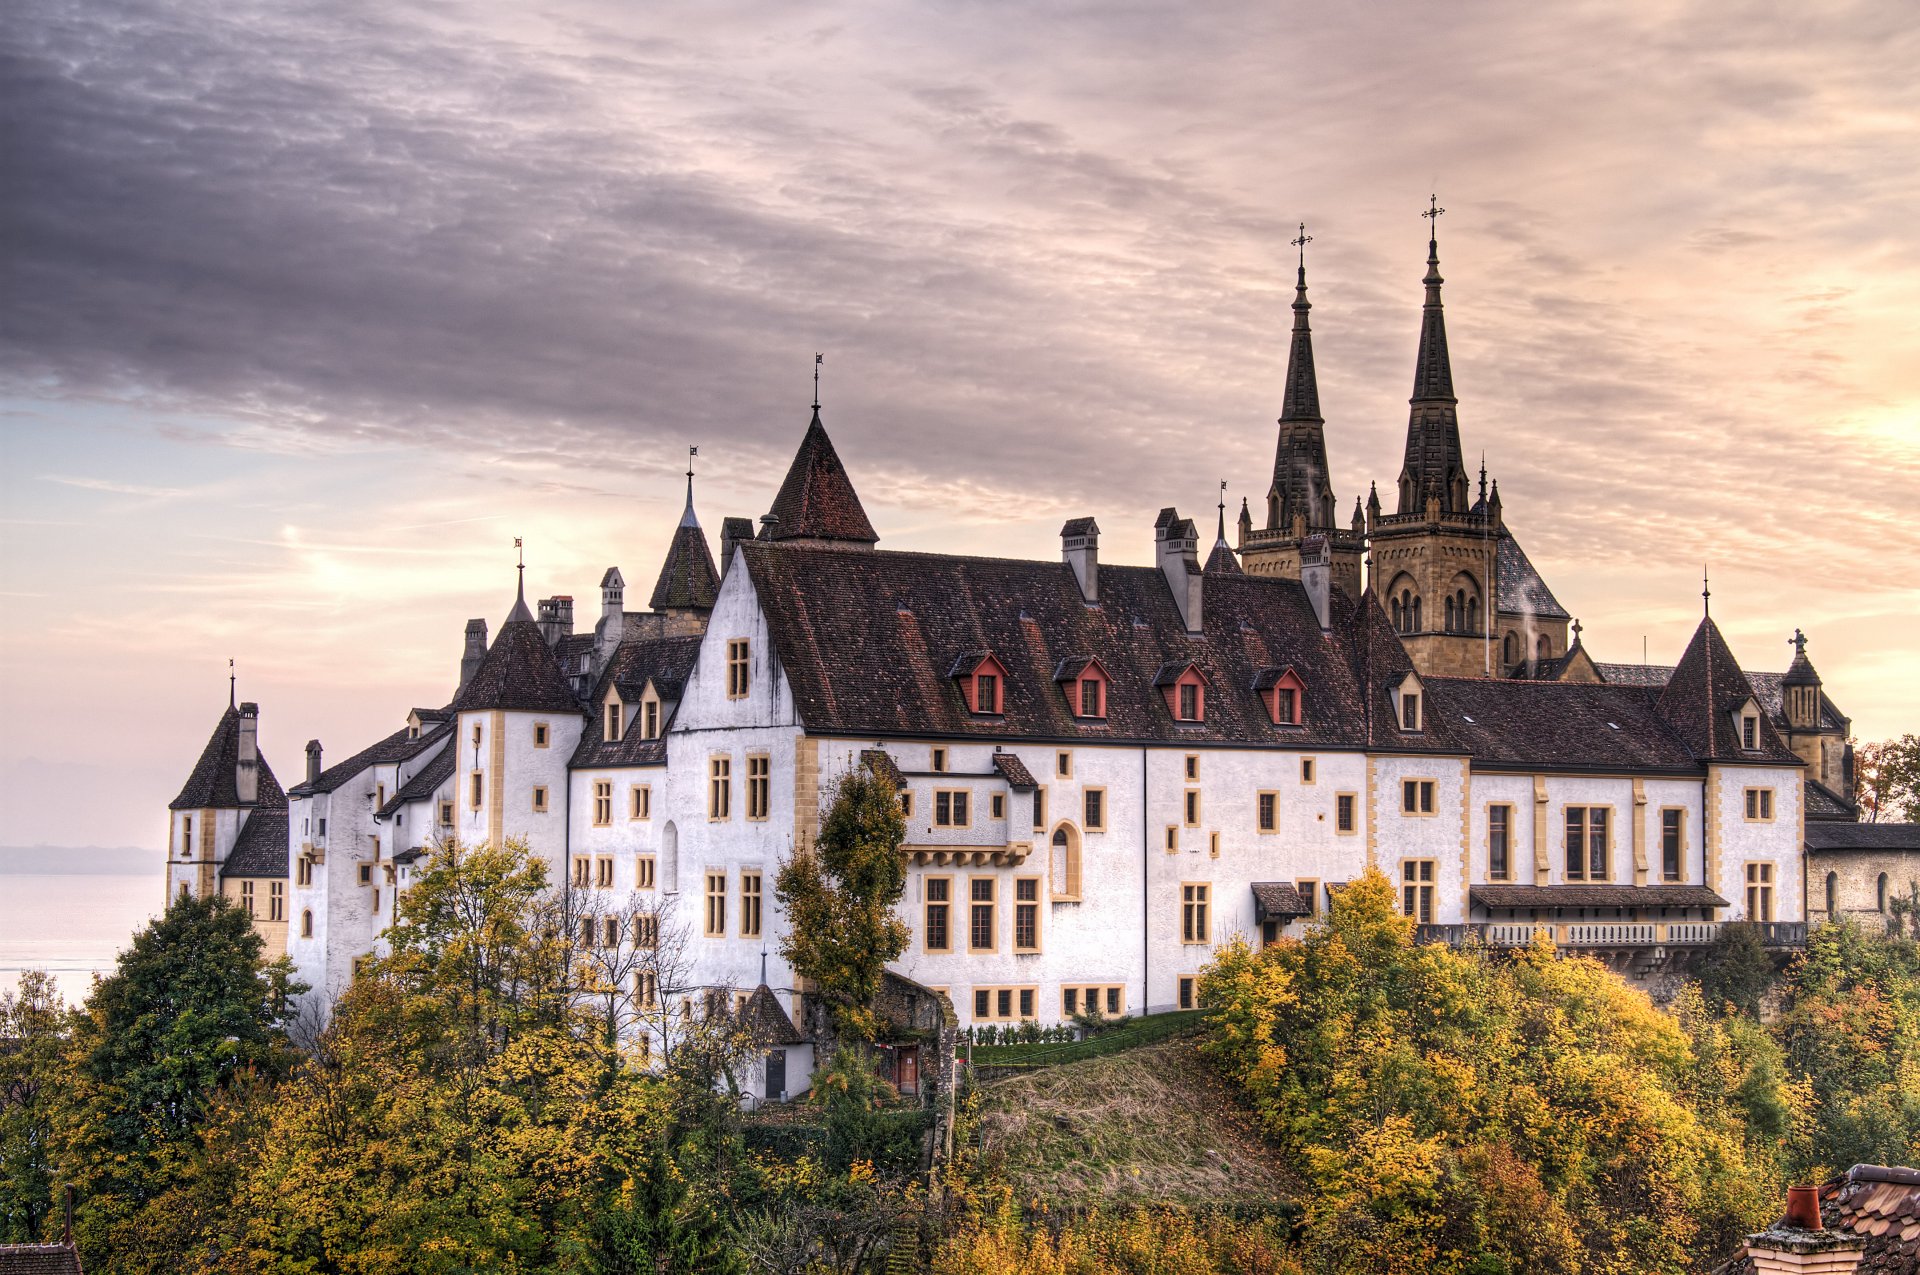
[{"left": 0, "top": 871, "right": 167, "bottom": 1004}]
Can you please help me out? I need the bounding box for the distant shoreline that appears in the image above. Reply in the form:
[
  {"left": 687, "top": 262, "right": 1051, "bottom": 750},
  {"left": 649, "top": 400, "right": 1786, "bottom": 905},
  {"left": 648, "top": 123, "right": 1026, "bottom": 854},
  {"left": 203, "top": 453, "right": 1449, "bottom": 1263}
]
[{"left": 0, "top": 845, "right": 165, "bottom": 875}]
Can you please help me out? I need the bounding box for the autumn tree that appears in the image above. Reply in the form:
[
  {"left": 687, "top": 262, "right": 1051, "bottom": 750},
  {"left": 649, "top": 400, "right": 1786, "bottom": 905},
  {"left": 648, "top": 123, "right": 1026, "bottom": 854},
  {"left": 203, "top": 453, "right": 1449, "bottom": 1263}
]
[
  {"left": 1856, "top": 733, "right": 1920, "bottom": 823},
  {"left": 776, "top": 763, "right": 910, "bottom": 1041}
]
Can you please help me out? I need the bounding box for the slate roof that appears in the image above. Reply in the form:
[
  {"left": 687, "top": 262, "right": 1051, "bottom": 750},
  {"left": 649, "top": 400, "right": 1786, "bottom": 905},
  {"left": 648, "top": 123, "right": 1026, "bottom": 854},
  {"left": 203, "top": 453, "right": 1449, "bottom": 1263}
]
[
  {"left": 376, "top": 743, "right": 455, "bottom": 819},
  {"left": 1805, "top": 822, "right": 1920, "bottom": 852},
  {"left": 1656, "top": 618, "right": 1801, "bottom": 764},
  {"left": 0, "top": 1243, "right": 84, "bottom": 1274},
  {"left": 568, "top": 635, "right": 703, "bottom": 768},
  {"left": 220, "top": 809, "right": 289, "bottom": 879},
  {"left": 1806, "top": 779, "right": 1860, "bottom": 822},
  {"left": 1491, "top": 526, "right": 1569, "bottom": 621},
  {"left": 1822, "top": 1164, "right": 1920, "bottom": 1271},
  {"left": 648, "top": 497, "right": 720, "bottom": 611},
  {"left": 737, "top": 541, "right": 1453, "bottom": 754},
  {"left": 763, "top": 410, "right": 879, "bottom": 544},
  {"left": 1471, "top": 884, "right": 1730, "bottom": 910},
  {"left": 739, "top": 984, "right": 807, "bottom": 1047},
  {"left": 169, "top": 706, "right": 287, "bottom": 811},
  {"left": 991, "top": 752, "right": 1037, "bottom": 789},
  {"left": 449, "top": 615, "right": 581, "bottom": 715},
  {"left": 1426, "top": 677, "right": 1701, "bottom": 773},
  {"left": 289, "top": 721, "right": 447, "bottom": 798},
  {"left": 860, "top": 748, "right": 906, "bottom": 787},
  {"left": 1204, "top": 538, "right": 1243, "bottom": 575},
  {"left": 1251, "top": 881, "right": 1311, "bottom": 920},
  {"left": 1596, "top": 662, "right": 1849, "bottom": 733}
]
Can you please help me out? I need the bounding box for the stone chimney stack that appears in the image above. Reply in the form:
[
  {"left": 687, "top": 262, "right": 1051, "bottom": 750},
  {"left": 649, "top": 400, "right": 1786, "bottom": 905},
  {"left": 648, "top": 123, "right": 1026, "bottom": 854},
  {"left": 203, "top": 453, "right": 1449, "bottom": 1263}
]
[
  {"left": 236, "top": 702, "right": 259, "bottom": 806},
  {"left": 305, "top": 739, "right": 323, "bottom": 786},
  {"left": 594, "top": 568, "right": 625, "bottom": 671},
  {"left": 537, "top": 596, "right": 574, "bottom": 646},
  {"left": 720, "top": 517, "right": 754, "bottom": 578},
  {"left": 1722, "top": 1184, "right": 1862, "bottom": 1274},
  {"left": 1061, "top": 517, "right": 1100, "bottom": 603},
  {"left": 1301, "top": 533, "right": 1333, "bottom": 632},
  {"left": 1155, "top": 508, "right": 1203, "bottom": 634},
  {"left": 460, "top": 618, "right": 487, "bottom": 693}
]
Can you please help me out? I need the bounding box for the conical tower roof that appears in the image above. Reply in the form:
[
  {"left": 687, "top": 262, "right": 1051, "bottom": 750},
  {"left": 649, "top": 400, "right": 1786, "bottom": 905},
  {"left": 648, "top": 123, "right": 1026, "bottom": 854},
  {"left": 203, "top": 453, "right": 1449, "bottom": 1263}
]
[
  {"left": 1656, "top": 617, "right": 1790, "bottom": 761},
  {"left": 764, "top": 408, "right": 879, "bottom": 545},
  {"left": 650, "top": 474, "right": 720, "bottom": 610},
  {"left": 1205, "top": 499, "right": 1243, "bottom": 574},
  {"left": 1396, "top": 207, "right": 1469, "bottom": 515},
  {"left": 1268, "top": 238, "right": 1339, "bottom": 534},
  {"left": 170, "top": 704, "right": 286, "bottom": 810},
  {"left": 451, "top": 582, "right": 580, "bottom": 713}
]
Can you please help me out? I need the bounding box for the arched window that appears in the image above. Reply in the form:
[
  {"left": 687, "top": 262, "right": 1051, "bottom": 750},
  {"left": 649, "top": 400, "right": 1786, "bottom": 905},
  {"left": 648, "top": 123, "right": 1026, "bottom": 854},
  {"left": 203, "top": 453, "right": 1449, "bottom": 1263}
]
[
  {"left": 1444, "top": 595, "right": 1457, "bottom": 632},
  {"left": 1879, "top": 873, "right": 1890, "bottom": 912},
  {"left": 301, "top": 909, "right": 314, "bottom": 938},
  {"left": 1050, "top": 825, "right": 1082, "bottom": 900},
  {"left": 661, "top": 822, "right": 679, "bottom": 894},
  {"left": 1503, "top": 632, "right": 1517, "bottom": 664},
  {"left": 1536, "top": 634, "right": 1550, "bottom": 660},
  {"left": 1391, "top": 596, "right": 1403, "bottom": 630},
  {"left": 1825, "top": 872, "right": 1837, "bottom": 917}
]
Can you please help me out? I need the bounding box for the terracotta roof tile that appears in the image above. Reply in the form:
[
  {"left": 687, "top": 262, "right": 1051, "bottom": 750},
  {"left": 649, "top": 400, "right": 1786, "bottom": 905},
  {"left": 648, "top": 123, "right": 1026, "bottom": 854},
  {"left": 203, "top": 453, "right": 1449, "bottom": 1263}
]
[
  {"left": 568, "top": 635, "right": 703, "bottom": 768},
  {"left": 449, "top": 619, "right": 581, "bottom": 715},
  {"left": 764, "top": 411, "right": 878, "bottom": 544}
]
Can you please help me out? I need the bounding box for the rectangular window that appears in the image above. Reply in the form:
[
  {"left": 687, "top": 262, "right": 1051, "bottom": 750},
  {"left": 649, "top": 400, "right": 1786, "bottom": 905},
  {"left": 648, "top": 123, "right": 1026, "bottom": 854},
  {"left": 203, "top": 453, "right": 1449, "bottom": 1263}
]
[
  {"left": 1083, "top": 788, "right": 1106, "bottom": 831},
  {"left": 1564, "top": 807, "right": 1611, "bottom": 880},
  {"left": 376, "top": 782, "right": 387, "bottom": 808},
  {"left": 1744, "top": 788, "right": 1775, "bottom": 821},
  {"left": 533, "top": 722, "right": 549, "bottom": 748},
  {"left": 372, "top": 888, "right": 381, "bottom": 914},
  {"left": 1014, "top": 877, "right": 1040, "bottom": 952},
  {"left": 532, "top": 785, "right": 549, "bottom": 813},
  {"left": 643, "top": 699, "right": 660, "bottom": 740},
  {"left": 1166, "top": 825, "right": 1179, "bottom": 853},
  {"left": 605, "top": 916, "right": 621, "bottom": 947},
  {"left": 572, "top": 857, "right": 591, "bottom": 888},
  {"left": 1063, "top": 986, "right": 1078, "bottom": 1016},
  {"left": 932, "top": 747, "right": 948, "bottom": 773},
  {"left": 975, "top": 673, "right": 998, "bottom": 713},
  {"left": 1488, "top": 805, "right": 1512, "bottom": 880},
  {"left": 1402, "top": 779, "right": 1436, "bottom": 815},
  {"left": 1080, "top": 678, "right": 1103, "bottom": 717},
  {"left": 183, "top": 816, "right": 193, "bottom": 856},
  {"left": 1184, "top": 789, "right": 1201, "bottom": 827},
  {"left": 1746, "top": 862, "right": 1775, "bottom": 921},
  {"left": 1742, "top": 715, "right": 1759, "bottom": 750},
  {"left": 438, "top": 799, "right": 454, "bottom": 827},
  {"left": 900, "top": 791, "right": 914, "bottom": 818},
  {"left": 746, "top": 755, "right": 771, "bottom": 821},
  {"left": 741, "top": 871, "right": 762, "bottom": 938},
  {"left": 970, "top": 986, "right": 1040, "bottom": 1022},
  {"left": 705, "top": 871, "right": 727, "bottom": 937},
  {"left": 925, "top": 877, "right": 951, "bottom": 952},
  {"left": 709, "top": 757, "right": 731, "bottom": 820},
  {"left": 1032, "top": 788, "right": 1046, "bottom": 832},
  {"left": 1297, "top": 878, "right": 1321, "bottom": 918},
  {"left": 969, "top": 877, "right": 996, "bottom": 952},
  {"left": 633, "top": 914, "right": 658, "bottom": 949},
  {"left": 726, "top": 639, "right": 751, "bottom": 699},
  {"left": 470, "top": 771, "right": 483, "bottom": 809},
  {"left": 990, "top": 793, "right": 1005, "bottom": 820},
  {"left": 1209, "top": 831, "right": 1220, "bottom": 858},
  {"left": 1179, "top": 976, "right": 1195, "bottom": 1010},
  {"left": 1336, "top": 793, "right": 1357, "bottom": 834},
  {"left": 1301, "top": 757, "right": 1315, "bottom": 783},
  {"left": 635, "top": 970, "right": 658, "bottom": 1009},
  {"left": 1401, "top": 860, "right": 1436, "bottom": 923},
  {"left": 1661, "top": 808, "right": 1684, "bottom": 880},
  {"left": 296, "top": 857, "right": 312, "bottom": 887},
  {"left": 1178, "top": 682, "right": 1199, "bottom": 721},
  {"left": 630, "top": 784, "right": 651, "bottom": 820},
  {"left": 358, "top": 863, "right": 373, "bottom": 886},
  {"left": 605, "top": 702, "right": 622, "bottom": 743},
  {"left": 1056, "top": 751, "right": 1072, "bottom": 778},
  {"left": 1401, "top": 693, "right": 1422, "bottom": 731},
  {"left": 596, "top": 856, "right": 614, "bottom": 888},
  {"left": 1258, "top": 791, "right": 1278, "bottom": 832},
  {"left": 1275, "top": 687, "right": 1297, "bottom": 724},
  {"left": 240, "top": 880, "right": 256, "bottom": 917},
  {"left": 593, "top": 780, "right": 612, "bottom": 826},
  {"left": 636, "top": 855, "right": 656, "bottom": 890},
  {"left": 1181, "top": 883, "right": 1210, "bottom": 944},
  {"left": 974, "top": 988, "right": 989, "bottom": 1018},
  {"left": 1185, "top": 754, "right": 1199, "bottom": 781},
  {"left": 935, "top": 790, "right": 971, "bottom": 828}
]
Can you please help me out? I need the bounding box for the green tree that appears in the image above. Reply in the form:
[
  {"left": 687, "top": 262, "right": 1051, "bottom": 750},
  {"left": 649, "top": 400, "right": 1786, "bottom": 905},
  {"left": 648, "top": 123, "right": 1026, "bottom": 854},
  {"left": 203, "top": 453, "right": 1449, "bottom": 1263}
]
[
  {"left": 776, "top": 764, "right": 910, "bottom": 1041},
  {"left": 0, "top": 970, "right": 67, "bottom": 1243},
  {"left": 1856, "top": 733, "right": 1920, "bottom": 823},
  {"left": 1696, "top": 922, "right": 1776, "bottom": 1017}
]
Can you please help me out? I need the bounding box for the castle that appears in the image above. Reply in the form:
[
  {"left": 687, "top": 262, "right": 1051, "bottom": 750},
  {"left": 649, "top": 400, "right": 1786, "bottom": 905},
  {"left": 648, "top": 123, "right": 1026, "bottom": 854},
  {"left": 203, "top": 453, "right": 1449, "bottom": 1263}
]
[{"left": 164, "top": 218, "right": 1869, "bottom": 1100}]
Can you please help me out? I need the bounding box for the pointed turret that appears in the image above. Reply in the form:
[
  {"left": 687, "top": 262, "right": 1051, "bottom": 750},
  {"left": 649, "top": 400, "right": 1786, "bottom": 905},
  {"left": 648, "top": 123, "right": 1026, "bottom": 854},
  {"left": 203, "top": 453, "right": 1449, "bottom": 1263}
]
[
  {"left": 764, "top": 407, "right": 879, "bottom": 547},
  {"left": 1205, "top": 495, "right": 1243, "bottom": 574},
  {"left": 1656, "top": 616, "right": 1790, "bottom": 761},
  {"left": 1266, "top": 231, "right": 1339, "bottom": 534},
  {"left": 170, "top": 702, "right": 286, "bottom": 812},
  {"left": 649, "top": 469, "right": 720, "bottom": 611},
  {"left": 450, "top": 577, "right": 580, "bottom": 713},
  {"left": 1396, "top": 203, "right": 1470, "bottom": 515}
]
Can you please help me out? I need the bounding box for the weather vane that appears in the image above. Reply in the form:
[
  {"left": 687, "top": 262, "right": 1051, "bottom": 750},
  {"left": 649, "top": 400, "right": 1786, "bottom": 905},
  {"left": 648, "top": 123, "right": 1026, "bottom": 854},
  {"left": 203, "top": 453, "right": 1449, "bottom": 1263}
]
[
  {"left": 688, "top": 445, "right": 698, "bottom": 482},
  {"left": 1291, "top": 222, "right": 1311, "bottom": 269},
  {"left": 813, "top": 353, "right": 823, "bottom": 410}
]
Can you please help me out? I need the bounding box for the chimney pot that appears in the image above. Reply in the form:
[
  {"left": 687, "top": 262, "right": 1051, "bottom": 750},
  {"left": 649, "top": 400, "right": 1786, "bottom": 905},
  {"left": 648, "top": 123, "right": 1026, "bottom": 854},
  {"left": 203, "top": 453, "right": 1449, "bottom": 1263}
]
[
  {"left": 235, "top": 703, "right": 260, "bottom": 806},
  {"left": 305, "top": 739, "right": 323, "bottom": 786},
  {"left": 1785, "top": 1184, "right": 1822, "bottom": 1231}
]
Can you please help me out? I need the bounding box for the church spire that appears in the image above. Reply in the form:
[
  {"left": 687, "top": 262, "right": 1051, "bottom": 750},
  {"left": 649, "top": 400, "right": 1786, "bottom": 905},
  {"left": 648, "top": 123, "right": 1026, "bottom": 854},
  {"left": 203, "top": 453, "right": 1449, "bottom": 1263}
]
[
  {"left": 1396, "top": 196, "right": 1470, "bottom": 515},
  {"left": 1266, "top": 223, "right": 1338, "bottom": 535}
]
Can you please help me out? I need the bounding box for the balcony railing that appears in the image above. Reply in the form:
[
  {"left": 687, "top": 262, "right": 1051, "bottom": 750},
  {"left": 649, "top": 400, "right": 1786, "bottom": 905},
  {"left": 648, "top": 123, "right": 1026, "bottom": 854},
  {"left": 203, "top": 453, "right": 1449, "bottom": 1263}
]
[{"left": 1414, "top": 921, "right": 1807, "bottom": 949}]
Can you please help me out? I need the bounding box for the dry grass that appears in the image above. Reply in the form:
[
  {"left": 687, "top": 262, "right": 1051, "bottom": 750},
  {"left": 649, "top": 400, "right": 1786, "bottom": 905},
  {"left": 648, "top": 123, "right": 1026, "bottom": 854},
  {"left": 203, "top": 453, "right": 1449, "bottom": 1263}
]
[{"left": 974, "top": 1037, "right": 1301, "bottom": 1208}]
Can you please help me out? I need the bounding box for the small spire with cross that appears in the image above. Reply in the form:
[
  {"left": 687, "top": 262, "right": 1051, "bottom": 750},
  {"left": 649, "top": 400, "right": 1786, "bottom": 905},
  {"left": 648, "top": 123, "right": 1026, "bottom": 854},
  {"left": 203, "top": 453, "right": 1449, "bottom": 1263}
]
[
  {"left": 1790, "top": 628, "right": 1807, "bottom": 657},
  {"left": 1292, "top": 221, "right": 1312, "bottom": 270},
  {"left": 1423, "top": 193, "right": 1445, "bottom": 237},
  {"left": 1571, "top": 618, "right": 1583, "bottom": 646}
]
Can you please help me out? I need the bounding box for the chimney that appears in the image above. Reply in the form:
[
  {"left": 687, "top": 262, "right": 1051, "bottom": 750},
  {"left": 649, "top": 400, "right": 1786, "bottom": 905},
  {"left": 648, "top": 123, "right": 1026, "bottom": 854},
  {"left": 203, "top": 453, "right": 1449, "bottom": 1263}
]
[
  {"left": 63, "top": 1184, "right": 73, "bottom": 1246},
  {"left": 460, "top": 618, "right": 487, "bottom": 692},
  {"left": 759, "top": 513, "right": 781, "bottom": 540},
  {"left": 1061, "top": 517, "right": 1100, "bottom": 603},
  {"left": 537, "top": 595, "right": 573, "bottom": 646},
  {"left": 1300, "top": 534, "right": 1333, "bottom": 632},
  {"left": 594, "top": 568, "right": 625, "bottom": 671},
  {"left": 1155, "top": 508, "right": 1203, "bottom": 634},
  {"left": 305, "top": 739, "right": 323, "bottom": 786},
  {"left": 234, "top": 702, "right": 260, "bottom": 805},
  {"left": 1725, "top": 1184, "right": 1863, "bottom": 1275},
  {"left": 720, "top": 517, "right": 755, "bottom": 578}
]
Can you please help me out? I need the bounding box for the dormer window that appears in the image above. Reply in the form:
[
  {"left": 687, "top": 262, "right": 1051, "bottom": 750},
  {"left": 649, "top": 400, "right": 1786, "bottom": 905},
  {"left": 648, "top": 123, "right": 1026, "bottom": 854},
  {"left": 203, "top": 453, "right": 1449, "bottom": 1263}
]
[
  {"left": 974, "top": 672, "right": 1000, "bottom": 714},
  {"left": 1154, "top": 662, "right": 1209, "bottom": 722},
  {"left": 1056, "top": 657, "right": 1110, "bottom": 720},
  {"left": 605, "top": 699, "right": 623, "bottom": 743},
  {"left": 1393, "top": 672, "right": 1425, "bottom": 733},
  {"left": 1255, "top": 667, "right": 1305, "bottom": 726},
  {"left": 950, "top": 652, "right": 1009, "bottom": 716},
  {"left": 1742, "top": 713, "right": 1758, "bottom": 750}
]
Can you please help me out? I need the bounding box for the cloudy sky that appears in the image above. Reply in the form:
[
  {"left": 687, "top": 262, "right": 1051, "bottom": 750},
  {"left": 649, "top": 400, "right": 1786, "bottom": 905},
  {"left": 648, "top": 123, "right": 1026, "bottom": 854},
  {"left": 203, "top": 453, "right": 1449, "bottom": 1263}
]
[{"left": 3, "top": 0, "right": 1917, "bottom": 849}]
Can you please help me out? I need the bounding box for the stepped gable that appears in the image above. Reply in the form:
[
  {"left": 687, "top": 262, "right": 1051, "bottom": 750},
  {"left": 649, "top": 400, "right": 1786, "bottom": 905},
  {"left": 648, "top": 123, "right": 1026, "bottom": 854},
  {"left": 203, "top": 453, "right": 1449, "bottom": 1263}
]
[
  {"left": 1656, "top": 618, "right": 1801, "bottom": 763},
  {"left": 169, "top": 706, "right": 287, "bottom": 810},
  {"left": 450, "top": 603, "right": 581, "bottom": 715},
  {"left": 219, "top": 809, "right": 290, "bottom": 878},
  {"left": 737, "top": 542, "right": 1451, "bottom": 752},
  {"left": 1425, "top": 677, "right": 1697, "bottom": 772},
  {"left": 377, "top": 744, "right": 456, "bottom": 819},
  {"left": 763, "top": 409, "right": 879, "bottom": 544},
  {"left": 568, "top": 634, "right": 703, "bottom": 767},
  {"left": 288, "top": 720, "right": 447, "bottom": 798},
  {"left": 649, "top": 481, "right": 720, "bottom": 610}
]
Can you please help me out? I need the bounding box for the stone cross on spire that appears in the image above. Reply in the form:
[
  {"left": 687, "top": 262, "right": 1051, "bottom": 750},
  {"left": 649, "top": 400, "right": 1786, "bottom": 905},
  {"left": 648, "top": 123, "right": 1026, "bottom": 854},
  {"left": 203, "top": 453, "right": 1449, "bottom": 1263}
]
[{"left": 1790, "top": 628, "right": 1807, "bottom": 656}]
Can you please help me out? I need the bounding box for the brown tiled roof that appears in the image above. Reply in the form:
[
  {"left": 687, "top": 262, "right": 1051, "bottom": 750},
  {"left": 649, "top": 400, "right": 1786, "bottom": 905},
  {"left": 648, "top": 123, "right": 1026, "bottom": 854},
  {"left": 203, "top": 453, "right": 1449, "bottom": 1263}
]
[
  {"left": 1597, "top": 662, "right": 1849, "bottom": 734},
  {"left": 1251, "top": 881, "right": 1310, "bottom": 920},
  {"left": 648, "top": 504, "right": 719, "bottom": 611},
  {"left": 219, "top": 809, "right": 289, "bottom": 879},
  {"left": 991, "top": 752, "right": 1037, "bottom": 789},
  {"left": 1805, "top": 822, "right": 1920, "bottom": 852},
  {"left": 1427, "top": 677, "right": 1700, "bottom": 773},
  {"left": 860, "top": 748, "right": 905, "bottom": 787},
  {"left": 1471, "top": 884, "right": 1730, "bottom": 910},
  {"left": 1822, "top": 1164, "right": 1920, "bottom": 1269},
  {"left": 763, "top": 410, "right": 879, "bottom": 544},
  {"left": 739, "top": 983, "right": 807, "bottom": 1047},
  {"left": 289, "top": 721, "right": 448, "bottom": 798},
  {"left": 1656, "top": 618, "right": 1801, "bottom": 764},
  {"left": 377, "top": 742, "right": 455, "bottom": 819},
  {"left": 568, "top": 635, "right": 703, "bottom": 768},
  {"left": 1340, "top": 589, "right": 1437, "bottom": 753},
  {"left": 0, "top": 1243, "right": 84, "bottom": 1274},
  {"left": 449, "top": 618, "right": 581, "bottom": 715},
  {"left": 1204, "top": 537, "right": 1243, "bottom": 575},
  {"left": 169, "top": 706, "right": 287, "bottom": 811},
  {"left": 738, "top": 542, "right": 1455, "bottom": 754}
]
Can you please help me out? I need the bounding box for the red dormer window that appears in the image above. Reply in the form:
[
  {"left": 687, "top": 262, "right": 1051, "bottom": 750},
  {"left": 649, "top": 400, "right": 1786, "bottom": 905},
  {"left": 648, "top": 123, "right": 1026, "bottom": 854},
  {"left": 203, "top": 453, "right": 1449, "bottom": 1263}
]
[
  {"left": 1261, "top": 668, "right": 1305, "bottom": 726},
  {"left": 1156, "top": 663, "right": 1209, "bottom": 722},
  {"left": 1058, "top": 657, "right": 1110, "bottom": 719},
  {"left": 953, "top": 652, "right": 1009, "bottom": 715}
]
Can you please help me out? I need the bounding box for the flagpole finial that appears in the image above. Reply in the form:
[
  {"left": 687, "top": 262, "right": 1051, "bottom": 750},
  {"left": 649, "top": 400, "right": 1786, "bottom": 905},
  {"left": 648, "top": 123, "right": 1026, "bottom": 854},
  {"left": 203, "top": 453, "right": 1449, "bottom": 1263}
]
[
  {"left": 229, "top": 658, "right": 236, "bottom": 709},
  {"left": 812, "top": 353, "right": 823, "bottom": 412},
  {"left": 1702, "top": 564, "right": 1710, "bottom": 617}
]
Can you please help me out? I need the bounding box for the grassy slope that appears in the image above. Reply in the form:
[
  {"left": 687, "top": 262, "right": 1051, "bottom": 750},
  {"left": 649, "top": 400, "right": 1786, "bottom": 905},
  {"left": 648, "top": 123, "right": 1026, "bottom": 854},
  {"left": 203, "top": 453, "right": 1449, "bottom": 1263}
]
[{"left": 974, "top": 1037, "right": 1301, "bottom": 1208}]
